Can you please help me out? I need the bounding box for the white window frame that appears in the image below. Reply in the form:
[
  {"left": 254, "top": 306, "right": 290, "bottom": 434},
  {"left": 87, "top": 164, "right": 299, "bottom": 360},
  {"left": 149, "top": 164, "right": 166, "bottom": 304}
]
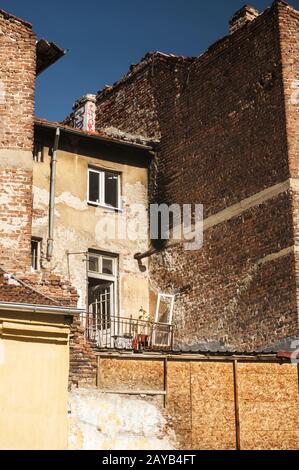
[
  {"left": 154, "top": 293, "right": 175, "bottom": 325},
  {"left": 88, "top": 253, "right": 116, "bottom": 279},
  {"left": 88, "top": 252, "right": 118, "bottom": 319},
  {"left": 87, "top": 167, "right": 121, "bottom": 210}
]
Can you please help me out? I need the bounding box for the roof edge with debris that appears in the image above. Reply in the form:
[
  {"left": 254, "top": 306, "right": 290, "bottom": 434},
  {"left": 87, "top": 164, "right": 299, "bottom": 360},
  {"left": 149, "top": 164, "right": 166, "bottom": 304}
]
[
  {"left": 97, "top": 51, "right": 195, "bottom": 101},
  {"left": 0, "top": 8, "right": 32, "bottom": 29},
  {"left": 35, "top": 117, "right": 156, "bottom": 150}
]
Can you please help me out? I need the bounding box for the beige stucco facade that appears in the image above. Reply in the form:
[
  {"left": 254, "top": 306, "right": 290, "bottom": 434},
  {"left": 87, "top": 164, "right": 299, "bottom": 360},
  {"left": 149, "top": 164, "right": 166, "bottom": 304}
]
[
  {"left": 32, "top": 138, "right": 150, "bottom": 318},
  {"left": 0, "top": 309, "right": 72, "bottom": 450}
]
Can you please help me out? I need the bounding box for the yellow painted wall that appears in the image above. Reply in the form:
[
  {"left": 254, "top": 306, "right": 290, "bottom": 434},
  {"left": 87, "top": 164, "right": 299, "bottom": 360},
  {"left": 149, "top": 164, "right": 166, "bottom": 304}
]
[{"left": 0, "top": 311, "right": 71, "bottom": 450}]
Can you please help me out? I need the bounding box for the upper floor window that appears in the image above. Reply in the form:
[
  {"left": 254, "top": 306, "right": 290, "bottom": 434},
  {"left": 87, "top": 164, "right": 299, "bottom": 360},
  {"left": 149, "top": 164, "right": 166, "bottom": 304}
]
[{"left": 88, "top": 167, "right": 121, "bottom": 210}]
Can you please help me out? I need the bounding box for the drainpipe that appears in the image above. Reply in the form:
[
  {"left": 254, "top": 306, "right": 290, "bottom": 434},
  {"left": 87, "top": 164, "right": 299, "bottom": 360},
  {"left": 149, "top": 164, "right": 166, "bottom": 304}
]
[{"left": 47, "top": 127, "right": 60, "bottom": 261}]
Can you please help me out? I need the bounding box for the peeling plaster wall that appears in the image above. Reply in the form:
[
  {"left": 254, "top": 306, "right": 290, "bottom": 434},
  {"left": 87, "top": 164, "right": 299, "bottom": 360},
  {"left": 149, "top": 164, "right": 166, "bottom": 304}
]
[
  {"left": 32, "top": 146, "right": 150, "bottom": 316},
  {"left": 68, "top": 388, "right": 175, "bottom": 450}
]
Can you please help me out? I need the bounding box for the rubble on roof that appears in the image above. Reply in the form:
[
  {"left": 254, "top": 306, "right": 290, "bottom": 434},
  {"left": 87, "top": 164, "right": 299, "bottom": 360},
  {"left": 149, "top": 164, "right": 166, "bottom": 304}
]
[
  {"left": 97, "top": 51, "right": 195, "bottom": 100},
  {"left": 35, "top": 117, "right": 156, "bottom": 148},
  {"left": 102, "top": 126, "right": 159, "bottom": 147},
  {"left": 0, "top": 268, "right": 59, "bottom": 306}
]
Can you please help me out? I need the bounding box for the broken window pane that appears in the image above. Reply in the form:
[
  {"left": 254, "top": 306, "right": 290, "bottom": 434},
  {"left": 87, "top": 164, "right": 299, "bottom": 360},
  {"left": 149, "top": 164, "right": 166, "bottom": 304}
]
[
  {"left": 89, "top": 171, "right": 100, "bottom": 203},
  {"left": 156, "top": 295, "right": 175, "bottom": 324},
  {"left": 105, "top": 172, "right": 119, "bottom": 208}
]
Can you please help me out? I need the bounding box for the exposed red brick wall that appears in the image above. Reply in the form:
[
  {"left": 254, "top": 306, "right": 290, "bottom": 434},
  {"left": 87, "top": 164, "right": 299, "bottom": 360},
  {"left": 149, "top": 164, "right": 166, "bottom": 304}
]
[
  {"left": 95, "top": 1, "right": 299, "bottom": 350},
  {"left": 96, "top": 53, "right": 193, "bottom": 141},
  {"left": 0, "top": 12, "right": 79, "bottom": 309},
  {"left": 0, "top": 13, "right": 35, "bottom": 272},
  {"left": 0, "top": 12, "right": 35, "bottom": 151},
  {"left": 0, "top": 168, "right": 33, "bottom": 272},
  {"left": 151, "top": 192, "right": 296, "bottom": 351},
  {"left": 69, "top": 318, "right": 98, "bottom": 387},
  {"left": 278, "top": 3, "right": 299, "bottom": 327}
]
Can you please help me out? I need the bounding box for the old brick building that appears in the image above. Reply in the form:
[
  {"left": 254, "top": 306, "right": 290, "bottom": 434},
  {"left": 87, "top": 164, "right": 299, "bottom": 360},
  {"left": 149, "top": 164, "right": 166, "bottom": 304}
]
[
  {"left": 95, "top": 0, "right": 299, "bottom": 352},
  {"left": 1, "top": 1, "right": 299, "bottom": 374},
  {"left": 0, "top": 1, "right": 299, "bottom": 451}
]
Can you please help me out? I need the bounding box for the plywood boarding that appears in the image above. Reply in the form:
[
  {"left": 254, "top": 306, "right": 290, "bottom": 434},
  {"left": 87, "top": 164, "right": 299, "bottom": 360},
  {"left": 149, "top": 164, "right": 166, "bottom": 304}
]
[
  {"left": 238, "top": 363, "right": 299, "bottom": 450},
  {"left": 167, "top": 362, "right": 192, "bottom": 449},
  {"left": 190, "top": 362, "right": 236, "bottom": 450},
  {"left": 98, "top": 358, "right": 164, "bottom": 391},
  {"left": 97, "top": 356, "right": 299, "bottom": 450}
]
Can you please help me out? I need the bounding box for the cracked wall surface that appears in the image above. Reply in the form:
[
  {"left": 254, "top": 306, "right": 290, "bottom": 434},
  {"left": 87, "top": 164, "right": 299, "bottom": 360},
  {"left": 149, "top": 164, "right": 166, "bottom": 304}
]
[
  {"left": 32, "top": 144, "right": 150, "bottom": 315},
  {"left": 68, "top": 388, "right": 175, "bottom": 450}
]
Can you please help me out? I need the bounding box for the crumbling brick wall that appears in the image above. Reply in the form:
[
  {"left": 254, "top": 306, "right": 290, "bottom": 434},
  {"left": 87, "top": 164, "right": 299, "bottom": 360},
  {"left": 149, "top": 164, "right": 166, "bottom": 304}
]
[
  {"left": 278, "top": 2, "right": 299, "bottom": 324},
  {"left": 0, "top": 10, "right": 35, "bottom": 151},
  {"left": 0, "top": 11, "right": 35, "bottom": 273},
  {"left": 95, "top": 1, "right": 299, "bottom": 350},
  {"left": 0, "top": 11, "right": 79, "bottom": 308},
  {"left": 96, "top": 53, "right": 165, "bottom": 141},
  {"left": 69, "top": 317, "right": 98, "bottom": 387}
]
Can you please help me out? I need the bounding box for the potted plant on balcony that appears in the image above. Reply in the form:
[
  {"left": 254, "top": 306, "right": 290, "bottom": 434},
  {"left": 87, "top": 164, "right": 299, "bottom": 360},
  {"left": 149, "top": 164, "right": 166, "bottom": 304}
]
[{"left": 136, "top": 307, "right": 151, "bottom": 350}]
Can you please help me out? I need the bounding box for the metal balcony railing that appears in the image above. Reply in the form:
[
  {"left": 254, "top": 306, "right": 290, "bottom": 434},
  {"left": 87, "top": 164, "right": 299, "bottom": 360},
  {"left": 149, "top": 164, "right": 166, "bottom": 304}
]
[{"left": 84, "top": 305, "right": 174, "bottom": 351}]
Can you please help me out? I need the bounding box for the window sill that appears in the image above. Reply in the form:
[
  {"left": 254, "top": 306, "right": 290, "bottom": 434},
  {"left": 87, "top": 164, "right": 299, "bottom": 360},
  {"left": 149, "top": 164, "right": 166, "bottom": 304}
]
[{"left": 87, "top": 202, "right": 123, "bottom": 213}]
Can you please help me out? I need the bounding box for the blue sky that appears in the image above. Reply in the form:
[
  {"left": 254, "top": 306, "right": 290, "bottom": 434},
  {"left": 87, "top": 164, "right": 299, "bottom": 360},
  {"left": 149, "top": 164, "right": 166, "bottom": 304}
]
[{"left": 1, "top": 0, "right": 298, "bottom": 121}]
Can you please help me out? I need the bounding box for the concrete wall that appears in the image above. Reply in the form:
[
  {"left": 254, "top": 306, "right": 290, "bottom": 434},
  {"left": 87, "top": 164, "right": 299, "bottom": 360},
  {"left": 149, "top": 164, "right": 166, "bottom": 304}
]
[
  {"left": 97, "top": 354, "right": 299, "bottom": 450},
  {"left": 32, "top": 138, "right": 150, "bottom": 316},
  {"left": 0, "top": 310, "right": 72, "bottom": 450},
  {"left": 68, "top": 388, "right": 175, "bottom": 450}
]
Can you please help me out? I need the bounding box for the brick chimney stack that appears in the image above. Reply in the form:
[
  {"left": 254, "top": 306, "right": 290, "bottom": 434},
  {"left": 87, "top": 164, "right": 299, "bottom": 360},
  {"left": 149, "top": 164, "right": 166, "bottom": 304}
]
[
  {"left": 67, "top": 94, "right": 96, "bottom": 133},
  {"left": 229, "top": 5, "right": 260, "bottom": 34}
]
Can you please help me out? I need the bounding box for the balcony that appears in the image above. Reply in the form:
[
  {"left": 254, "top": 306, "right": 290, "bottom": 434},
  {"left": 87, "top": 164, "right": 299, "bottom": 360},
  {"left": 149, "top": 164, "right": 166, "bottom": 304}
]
[{"left": 84, "top": 306, "right": 174, "bottom": 352}]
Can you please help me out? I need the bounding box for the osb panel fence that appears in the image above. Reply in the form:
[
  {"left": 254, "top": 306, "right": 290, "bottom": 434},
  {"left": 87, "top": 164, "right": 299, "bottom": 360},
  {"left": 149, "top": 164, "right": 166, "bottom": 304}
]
[{"left": 97, "top": 354, "right": 299, "bottom": 450}]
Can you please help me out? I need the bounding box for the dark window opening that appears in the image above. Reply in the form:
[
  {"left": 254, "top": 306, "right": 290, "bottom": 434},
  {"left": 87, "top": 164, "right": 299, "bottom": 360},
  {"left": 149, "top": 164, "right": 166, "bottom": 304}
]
[
  {"left": 31, "top": 238, "right": 42, "bottom": 270},
  {"left": 105, "top": 172, "right": 119, "bottom": 208},
  {"left": 33, "top": 142, "right": 44, "bottom": 163},
  {"left": 88, "top": 168, "right": 121, "bottom": 209},
  {"left": 88, "top": 171, "right": 100, "bottom": 204}
]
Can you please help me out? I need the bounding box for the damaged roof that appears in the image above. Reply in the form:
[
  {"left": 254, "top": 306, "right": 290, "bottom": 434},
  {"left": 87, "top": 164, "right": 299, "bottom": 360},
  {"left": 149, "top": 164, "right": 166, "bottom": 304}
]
[
  {"left": 36, "top": 39, "right": 66, "bottom": 75},
  {"left": 0, "top": 268, "right": 60, "bottom": 306},
  {"left": 35, "top": 117, "right": 155, "bottom": 150},
  {"left": 97, "top": 51, "right": 195, "bottom": 100},
  {"left": 98, "top": 350, "right": 298, "bottom": 363},
  {"left": 0, "top": 268, "right": 81, "bottom": 314},
  {"left": 0, "top": 9, "right": 66, "bottom": 75}
]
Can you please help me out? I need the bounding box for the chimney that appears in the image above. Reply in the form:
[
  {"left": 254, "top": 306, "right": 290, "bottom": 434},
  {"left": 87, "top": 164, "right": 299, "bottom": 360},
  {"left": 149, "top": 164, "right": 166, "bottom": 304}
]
[
  {"left": 229, "top": 5, "right": 260, "bottom": 34},
  {"left": 69, "top": 94, "right": 96, "bottom": 133}
]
